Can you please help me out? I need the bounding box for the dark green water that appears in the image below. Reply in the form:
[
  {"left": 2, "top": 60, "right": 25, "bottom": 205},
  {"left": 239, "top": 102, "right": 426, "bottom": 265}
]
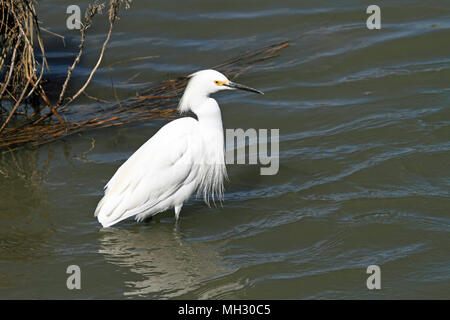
[{"left": 1, "top": 0, "right": 450, "bottom": 299}]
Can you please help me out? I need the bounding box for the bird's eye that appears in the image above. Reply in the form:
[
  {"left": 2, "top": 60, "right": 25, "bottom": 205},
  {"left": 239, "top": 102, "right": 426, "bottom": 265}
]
[{"left": 214, "top": 80, "right": 219, "bottom": 85}]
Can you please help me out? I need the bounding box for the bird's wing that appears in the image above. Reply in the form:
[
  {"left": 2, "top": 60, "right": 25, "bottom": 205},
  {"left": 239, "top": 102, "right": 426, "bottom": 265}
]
[{"left": 95, "top": 117, "right": 200, "bottom": 227}]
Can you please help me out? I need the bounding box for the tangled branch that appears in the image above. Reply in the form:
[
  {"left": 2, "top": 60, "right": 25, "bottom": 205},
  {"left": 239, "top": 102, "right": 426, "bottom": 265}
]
[
  {"left": 0, "top": 0, "right": 289, "bottom": 152},
  {"left": 0, "top": 0, "right": 132, "bottom": 131}
]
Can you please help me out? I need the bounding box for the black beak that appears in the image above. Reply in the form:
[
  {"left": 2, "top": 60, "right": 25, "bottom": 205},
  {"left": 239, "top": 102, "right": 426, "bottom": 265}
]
[{"left": 225, "top": 81, "right": 264, "bottom": 95}]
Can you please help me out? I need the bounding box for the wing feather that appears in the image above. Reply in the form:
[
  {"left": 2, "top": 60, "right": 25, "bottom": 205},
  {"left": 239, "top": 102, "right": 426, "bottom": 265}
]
[{"left": 95, "top": 117, "right": 200, "bottom": 227}]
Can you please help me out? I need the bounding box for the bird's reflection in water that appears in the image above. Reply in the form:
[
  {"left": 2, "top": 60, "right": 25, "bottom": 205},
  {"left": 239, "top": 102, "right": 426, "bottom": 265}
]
[{"left": 98, "top": 222, "right": 228, "bottom": 298}]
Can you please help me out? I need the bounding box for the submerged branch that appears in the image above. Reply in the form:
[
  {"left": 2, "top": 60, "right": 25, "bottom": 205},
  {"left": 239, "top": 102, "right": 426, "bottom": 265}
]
[
  {"left": 0, "top": 0, "right": 289, "bottom": 152},
  {"left": 0, "top": 41, "right": 289, "bottom": 151}
]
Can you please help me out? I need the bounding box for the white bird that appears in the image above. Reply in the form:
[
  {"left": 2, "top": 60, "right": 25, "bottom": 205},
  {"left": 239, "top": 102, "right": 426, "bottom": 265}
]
[{"left": 95, "top": 69, "right": 263, "bottom": 227}]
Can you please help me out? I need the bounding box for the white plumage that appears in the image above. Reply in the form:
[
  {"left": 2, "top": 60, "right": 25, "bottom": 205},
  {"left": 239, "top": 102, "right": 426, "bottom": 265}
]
[{"left": 95, "top": 69, "right": 263, "bottom": 227}]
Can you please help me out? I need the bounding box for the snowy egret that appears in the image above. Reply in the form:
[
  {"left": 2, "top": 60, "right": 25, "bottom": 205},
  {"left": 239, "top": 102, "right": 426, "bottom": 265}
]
[{"left": 95, "top": 69, "right": 263, "bottom": 227}]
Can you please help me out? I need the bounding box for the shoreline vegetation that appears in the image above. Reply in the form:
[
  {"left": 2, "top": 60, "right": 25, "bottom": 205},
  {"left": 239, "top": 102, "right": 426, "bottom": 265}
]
[{"left": 0, "top": 0, "right": 288, "bottom": 152}]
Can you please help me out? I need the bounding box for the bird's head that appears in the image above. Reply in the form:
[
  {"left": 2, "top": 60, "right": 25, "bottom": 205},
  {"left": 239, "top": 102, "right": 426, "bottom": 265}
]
[{"left": 178, "top": 69, "right": 263, "bottom": 113}]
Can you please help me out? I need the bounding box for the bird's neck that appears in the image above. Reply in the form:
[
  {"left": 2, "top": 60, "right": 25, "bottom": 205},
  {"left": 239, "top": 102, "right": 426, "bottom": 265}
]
[
  {"left": 195, "top": 98, "right": 227, "bottom": 201},
  {"left": 193, "top": 98, "right": 223, "bottom": 130},
  {"left": 195, "top": 98, "right": 225, "bottom": 166},
  {"left": 188, "top": 97, "right": 227, "bottom": 204}
]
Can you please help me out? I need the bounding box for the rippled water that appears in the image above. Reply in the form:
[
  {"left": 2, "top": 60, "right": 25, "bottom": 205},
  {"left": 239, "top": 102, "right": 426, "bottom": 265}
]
[{"left": 1, "top": 1, "right": 450, "bottom": 299}]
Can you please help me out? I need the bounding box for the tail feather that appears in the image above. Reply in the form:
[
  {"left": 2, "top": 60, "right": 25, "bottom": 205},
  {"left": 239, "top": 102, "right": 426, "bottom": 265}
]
[
  {"left": 97, "top": 208, "right": 137, "bottom": 228},
  {"left": 95, "top": 192, "right": 131, "bottom": 227}
]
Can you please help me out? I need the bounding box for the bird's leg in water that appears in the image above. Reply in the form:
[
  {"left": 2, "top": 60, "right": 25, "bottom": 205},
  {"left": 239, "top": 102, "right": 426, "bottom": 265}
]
[{"left": 175, "top": 204, "right": 183, "bottom": 221}]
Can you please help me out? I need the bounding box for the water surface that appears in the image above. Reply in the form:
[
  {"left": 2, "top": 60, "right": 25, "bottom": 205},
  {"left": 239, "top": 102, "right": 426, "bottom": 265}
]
[{"left": 1, "top": 0, "right": 449, "bottom": 299}]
